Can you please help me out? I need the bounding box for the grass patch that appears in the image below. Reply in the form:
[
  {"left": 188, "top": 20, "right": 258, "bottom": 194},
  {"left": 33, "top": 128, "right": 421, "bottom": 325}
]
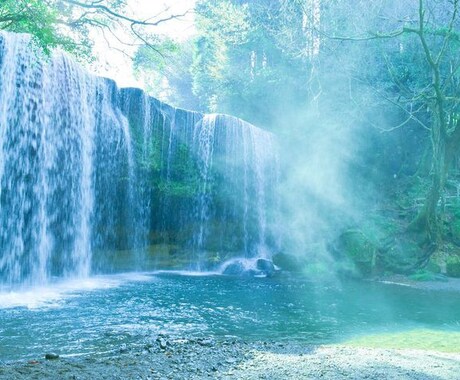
[
  {"left": 409, "top": 270, "right": 448, "bottom": 282},
  {"left": 344, "top": 329, "right": 460, "bottom": 353}
]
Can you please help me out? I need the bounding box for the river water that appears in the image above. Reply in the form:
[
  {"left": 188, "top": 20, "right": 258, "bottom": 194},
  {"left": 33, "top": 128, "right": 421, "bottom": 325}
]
[{"left": 0, "top": 272, "right": 459, "bottom": 362}]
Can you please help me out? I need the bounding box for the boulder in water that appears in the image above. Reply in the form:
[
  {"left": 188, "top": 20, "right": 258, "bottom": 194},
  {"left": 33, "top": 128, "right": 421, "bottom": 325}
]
[
  {"left": 221, "top": 258, "right": 278, "bottom": 277},
  {"left": 222, "top": 261, "right": 246, "bottom": 276},
  {"left": 256, "top": 258, "right": 276, "bottom": 277}
]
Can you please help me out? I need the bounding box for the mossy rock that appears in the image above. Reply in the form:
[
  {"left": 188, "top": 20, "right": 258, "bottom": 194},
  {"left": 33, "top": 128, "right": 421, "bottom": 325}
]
[
  {"left": 379, "top": 235, "right": 424, "bottom": 274},
  {"left": 426, "top": 260, "right": 442, "bottom": 274},
  {"left": 446, "top": 255, "right": 460, "bottom": 277},
  {"left": 338, "top": 230, "right": 377, "bottom": 276}
]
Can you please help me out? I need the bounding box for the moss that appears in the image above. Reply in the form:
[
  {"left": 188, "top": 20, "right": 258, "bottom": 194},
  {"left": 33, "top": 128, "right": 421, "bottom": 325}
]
[
  {"left": 379, "top": 237, "right": 422, "bottom": 274},
  {"left": 446, "top": 255, "right": 460, "bottom": 277},
  {"left": 426, "top": 261, "right": 442, "bottom": 273},
  {"left": 344, "top": 329, "right": 460, "bottom": 353},
  {"left": 408, "top": 269, "right": 447, "bottom": 282},
  {"left": 93, "top": 245, "right": 233, "bottom": 272},
  {"left": 339, "top": 230, "right": 377, "bottom": 276}
]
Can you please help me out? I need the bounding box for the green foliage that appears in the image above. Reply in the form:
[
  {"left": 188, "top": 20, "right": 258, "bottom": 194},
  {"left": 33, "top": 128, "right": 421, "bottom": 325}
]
[
  {"left": 192, "top": 0, "right": 251, "bottom": 112},
  {"left": 156, "top": 141, "right": 201, "bottom": 198},
  {"left": 338, "top": 230, "right": 378, "bottom": 276},
  {"left": 0, "top": 0, "right": 92, "bottom": 57},
  {"left": 408, "top": 269, "right": 447, "bottom": 282},
  {"left": 446, "top": 255, "right": 460, "bottom": 277},
  {"left": 130, "top": 118, "right": 200, "bottom": 199},
  {"left": 0, "top": 0, "right": 173, "bottom": 61},
  {"left": 133, "top": 0, "right": 311, "bottom": 129},
  {"left": 191, "top": 0, "right": 310, "bottom": 128},
  {"left": 133, "top": 38, "right": 199, "bottom": 109}
]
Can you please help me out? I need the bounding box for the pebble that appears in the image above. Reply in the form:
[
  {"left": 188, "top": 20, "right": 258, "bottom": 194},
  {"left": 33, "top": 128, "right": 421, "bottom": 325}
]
[
  {"left": 198, "top": 338, "right": 213, "bottom": 347},
  {"left": 0, "top": 340, "right": 457, "bottom": 380}
]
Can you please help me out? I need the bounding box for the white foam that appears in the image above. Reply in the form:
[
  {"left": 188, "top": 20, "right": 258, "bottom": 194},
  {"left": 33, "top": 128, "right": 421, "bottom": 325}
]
[
  {"left": 0, "top": 272, "right": 154, "bottom": 310},
  {"left": 151, "top": 269, "right": 220, "bottom": 277}
]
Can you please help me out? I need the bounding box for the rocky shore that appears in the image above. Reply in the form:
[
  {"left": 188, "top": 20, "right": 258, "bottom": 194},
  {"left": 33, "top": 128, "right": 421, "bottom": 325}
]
[{"left": 1, "top": 337, "right": 459, "bottom": 380}]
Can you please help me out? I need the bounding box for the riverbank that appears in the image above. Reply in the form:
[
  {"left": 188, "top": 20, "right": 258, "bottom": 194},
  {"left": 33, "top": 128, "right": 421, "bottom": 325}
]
[
  {"left": 1, "top": 337, "right": 459, "bottom": 380},
  {"left": 376, "top": 274, "right": 460, "bottom": 292}
]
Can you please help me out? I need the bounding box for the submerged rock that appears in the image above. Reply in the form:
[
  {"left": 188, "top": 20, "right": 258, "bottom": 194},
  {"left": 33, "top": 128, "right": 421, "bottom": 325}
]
[
  {"left": 158, "top": 338, "right": 168, "bottom": 350},
  {"left": 197, "top": 338, "right": 214, "bottom": 347},
  {"left": 155, "top": 334, "right": 171, "bottom": 350},
  {"left": 44, "top": 353, "right": 59, "bottom": 360}
]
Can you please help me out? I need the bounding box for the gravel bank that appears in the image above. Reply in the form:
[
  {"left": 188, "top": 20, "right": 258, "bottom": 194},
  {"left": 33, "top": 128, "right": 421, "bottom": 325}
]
[{"left": 1, "top": 338, "right": 459, "bottom": 380}]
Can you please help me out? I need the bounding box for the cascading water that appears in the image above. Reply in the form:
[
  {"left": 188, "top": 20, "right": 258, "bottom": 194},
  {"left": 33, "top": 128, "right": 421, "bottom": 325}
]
[
  {"left": 0, "top": 32, "right": 279, "bottom": 287},
  {"left": 0, "top": 33, "right": 136, "bottom": 286}
]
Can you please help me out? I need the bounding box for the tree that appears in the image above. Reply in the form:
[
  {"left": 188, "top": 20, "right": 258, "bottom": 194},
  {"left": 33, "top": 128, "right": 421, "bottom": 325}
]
[
  {"left": 400, "top": 0, "right": 460, "bottom": 251},
  {"left": 311, "top": 0, "right": 460, "bottom": 260},
  {"left": 187, "top": 0, "right": 312, "bottom": 128},
  {"left": 0, "top": 0, "right": 76, "bottom": 55},
  {"left": 191, "top": 0, "right": 251, "bottom": 112},
  {"left": 133, "top": 0, "right": 316, "bottom": 127},
  {"left": 0, "top": 0, "right": 190, "bottom": 59},
  {"left": 133, "top": 37, "right": 199, "bottom": 109}
]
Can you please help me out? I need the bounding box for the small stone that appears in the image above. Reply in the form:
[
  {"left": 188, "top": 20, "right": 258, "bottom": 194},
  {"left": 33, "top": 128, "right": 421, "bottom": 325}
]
[
  {"left": 159, "top": 338, "right": 168, "bottom": 350},
  {"left": 198, "top": 338, "right": 213, "bottom": 347},
  {"left": 44, "top": 353, "right": 59, "bottom": 360}
]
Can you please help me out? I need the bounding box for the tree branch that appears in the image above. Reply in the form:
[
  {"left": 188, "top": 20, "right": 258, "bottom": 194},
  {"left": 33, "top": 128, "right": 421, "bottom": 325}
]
[{"left": 62, "top": 0, "right": 190, "bottom": 27}]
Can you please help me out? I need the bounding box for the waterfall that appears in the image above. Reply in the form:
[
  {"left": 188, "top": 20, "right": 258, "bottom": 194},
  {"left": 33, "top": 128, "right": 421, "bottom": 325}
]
[
  {"left": 0, "top": 33, "right": 135, "bottom": 286},
  {"left": 0, "top": 32, "right": 279, "bottom": 287}
]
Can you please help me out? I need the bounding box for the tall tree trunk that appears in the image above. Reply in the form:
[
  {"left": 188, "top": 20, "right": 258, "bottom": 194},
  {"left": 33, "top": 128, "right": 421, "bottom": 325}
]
[{"left": 409, "top": 117, "right": 447, "bottom": 246}]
